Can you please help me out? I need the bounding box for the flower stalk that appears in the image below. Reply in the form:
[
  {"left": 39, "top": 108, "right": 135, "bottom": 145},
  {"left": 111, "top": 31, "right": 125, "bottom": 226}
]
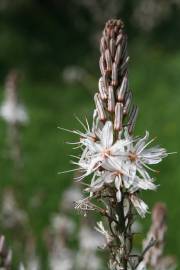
[{"left": 67, "top": 19, "right": 168, "bottom": 270}]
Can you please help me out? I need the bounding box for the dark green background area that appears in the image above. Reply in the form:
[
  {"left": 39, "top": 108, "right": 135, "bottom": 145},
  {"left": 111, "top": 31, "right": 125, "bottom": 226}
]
[{"left": 0, "top": 0, "right": 179, "bottom": 268}]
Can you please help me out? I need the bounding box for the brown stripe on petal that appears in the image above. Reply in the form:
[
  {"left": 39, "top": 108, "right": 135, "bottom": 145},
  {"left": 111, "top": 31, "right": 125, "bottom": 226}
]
[
  {"left": 110, "top": 38, "right": 116, "bottom": 59},
  {"left": 114, "top": 102, "right": 123, "bottom": 131},
  {"left": 112, "top": 62, "right": 118, "bottom": 86},
  {"left": 101, "top": 74, "right": 109, "bottom": 94},
  {"left": 108, "top": 86, "right": 115, "bottom": 112},
  {"left": 115, "top": 44, "right": 122, "bottom": 65},
  {"left": 99, "top": 55, "right": 106, "bottom": 76},
  {"left": 105, "top": 49, "right": 112, "bottom": 71},
  {"left": 98, "top": 77, "right": 107, "bottom": 100},
  {"left": 117, "top": 73, "right": 128, "bottom": 102},
  {"left": 94, "top": 93, "right": 106, "bottom": 121}
]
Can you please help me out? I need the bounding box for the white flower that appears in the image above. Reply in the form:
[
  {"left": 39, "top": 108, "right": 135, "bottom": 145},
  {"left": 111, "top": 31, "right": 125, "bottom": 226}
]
[
  {"left": 64, "top": 118, "right": 168, "bottom": 213},
  {"left": 0, "top": 101, "right": 28, "bottom": 124},
  {"left": 79, "top": 225, "right": 104, "bottom": 251},
  {"left": 76, "top": 121, "right": 131, "bottom": 181},
  {"left": 75, "top": 251, "right": 102, "bottom": 270},
  {"left": 50, "top": 214, "right": 75, "bottom": 235},
  {"left": 125, "top": 130, "right": 168, "bottom": 180},
  {"left": 87, "top": 167, "right": 156, "bottom": 203},
  {"left": 49, "top": 247, "right": 74, "bottom": 270}
]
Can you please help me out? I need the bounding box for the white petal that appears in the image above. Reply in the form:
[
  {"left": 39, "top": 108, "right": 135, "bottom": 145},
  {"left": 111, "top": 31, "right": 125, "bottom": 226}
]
[
  {"left": 141, "top": 147, "right": 167, "bottom": 164},
  {"left": 131, "top": 176, "right": 157, "bottom": 191},
  {"left": 123, "top": 175, "right": 132, "bottom": 189},
  {"left": 87, "top": 156, "right": 102, "bottom": 173},
  {"left": 130, "top": 195, "right": 149, "bottom": 218},
  {"left": 103, "top": 156, "right": 130, "bottom": 177},
  {"left": 110, "top": 139, "right": 130, "bottom": 155},
  {"left": 90, "top": 177, "right": 104, "bottom": 191},
  {"left": 137, "top": 165, "right": 151, "bottom": 179},
  {"left": 128, "top": 162, "right": 137, "bottom": 180},
  {"left": 101, "top": 121, "right": 113, "bottom": 148},
  {"left": 135, "top": 131, "right": 149, "bottom": 153},
  {"left": 82, "top": 139, "right": 102, "bottom": 153}
]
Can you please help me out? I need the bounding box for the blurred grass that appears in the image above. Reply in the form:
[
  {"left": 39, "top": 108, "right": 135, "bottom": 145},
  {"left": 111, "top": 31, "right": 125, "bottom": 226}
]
[{"left": 0, "top": 43, "right": 179, "bottom": 267}]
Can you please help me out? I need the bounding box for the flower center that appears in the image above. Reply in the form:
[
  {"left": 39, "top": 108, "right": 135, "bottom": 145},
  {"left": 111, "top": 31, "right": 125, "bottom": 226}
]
[
  {"left": 101, "top": 148, "right": 111, "bottom": 158},
  {"left": 128, "top": 151, "right": 137, "bottom": 161}
]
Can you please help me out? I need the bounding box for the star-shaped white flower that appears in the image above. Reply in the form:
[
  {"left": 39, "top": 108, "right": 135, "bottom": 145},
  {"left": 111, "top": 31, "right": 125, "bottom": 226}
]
[
  {"left": 124, "top": 129, "right": 168, "bottom": 180},
  {"left": 76, "top": 121, "right": 131, "bottom": 181}
]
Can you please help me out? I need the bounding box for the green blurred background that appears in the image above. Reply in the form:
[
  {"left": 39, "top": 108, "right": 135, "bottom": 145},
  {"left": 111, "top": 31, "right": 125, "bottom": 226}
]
[{"left": 0, "top": 0, "right": 179, "bottom": 269}]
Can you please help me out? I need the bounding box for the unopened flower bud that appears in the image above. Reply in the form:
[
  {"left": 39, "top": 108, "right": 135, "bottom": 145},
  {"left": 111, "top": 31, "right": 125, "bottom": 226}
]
[
  {"left": 94, "top": 93, "right": 106, "bottom": 121},
  {"left": 117, "top": 74, "right": 128, "bottom": 102},
  {"left": 114, "top": 102, "right": 123, "bottom": 131},
  {"left": 108, "top": 86, "right": 115, "bottom": 112},
  {"left": 112, "top": 62, "right": 118, "bottom": 86},
  {"left": 98, "top": 77, "right": 107, "bottom": 100},
  {"left": 105, "top": 49, "right": 112, "bottom": 71},
  {"left": 123, "top": 90, "right": 132, "bottom": 115}
]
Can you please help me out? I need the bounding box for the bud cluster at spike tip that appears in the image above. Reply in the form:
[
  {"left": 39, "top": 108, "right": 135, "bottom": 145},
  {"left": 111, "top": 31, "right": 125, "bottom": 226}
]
[{"left": 97, "top": 19, "right": 138, "bottom": 134}]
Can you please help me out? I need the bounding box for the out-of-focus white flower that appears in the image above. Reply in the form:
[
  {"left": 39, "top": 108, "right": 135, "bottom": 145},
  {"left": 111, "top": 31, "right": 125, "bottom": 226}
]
[
  {"left": 1, "top": 189, "right": 28, "bottom": 228},
  {"left": 51, "top": 214, "right": 75, "bottom": 236},
  {"left": 26, "top": 255, "right": 40, "bottom": 270},
  {"left": 76, "top": 221, "right": 103, "bottom": 270},
  {"left": 133, "top": 0, "right": 171, "bottom": 32},
  {"left": 142, "top": 203, "right": 176, "bottom": 270},
  {"left": 0, "top": 101, "right": 28, "bottom": 124},
  {"left": 75, "top": 251, "right": 102, "bottom": 270},
  {"left": 62, "top": 66, "right": 87, "bottom": 84},
  {"left": 79, "top": 224, "right": 104, "bottom": 251},
  {"left": 25, "top": 234, "right": 40, "bottom": 270},
  {"left": 19, "top": 263, "right": 26, "bottom": 270},
  {"left": 0, "top": 71, "right": 29, "bottom": 124},
  {"left": 49, "top": 247, "right": 74, "bottom": 270},
  {"left": 76, "top": 121, "right": 131, "bottom": 181},
  {"left": 61, "top": 185, "right": 83, "bottom": 211}
]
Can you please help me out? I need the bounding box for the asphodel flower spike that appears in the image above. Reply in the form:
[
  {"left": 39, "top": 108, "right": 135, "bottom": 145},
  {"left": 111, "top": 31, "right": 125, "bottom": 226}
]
[{"left": 64, "top": 19, "right": 169, "bottom": 270}]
